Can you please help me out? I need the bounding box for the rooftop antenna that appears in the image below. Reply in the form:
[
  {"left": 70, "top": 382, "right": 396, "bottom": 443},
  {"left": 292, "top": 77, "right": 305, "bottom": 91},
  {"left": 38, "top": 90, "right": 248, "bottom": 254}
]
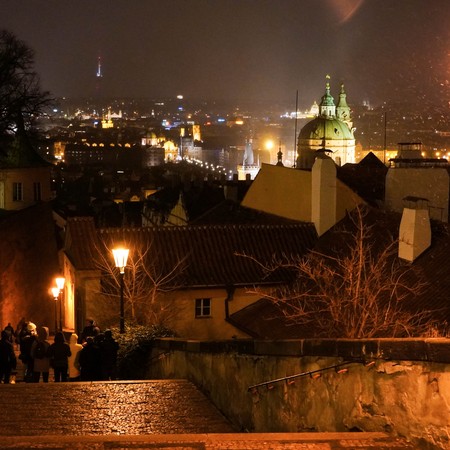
[{"left": 293, "top": 90, "right": 298, "bottom": 168}]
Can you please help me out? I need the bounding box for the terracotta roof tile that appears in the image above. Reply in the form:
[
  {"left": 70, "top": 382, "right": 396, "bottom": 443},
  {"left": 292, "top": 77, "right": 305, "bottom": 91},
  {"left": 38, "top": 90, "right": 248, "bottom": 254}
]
[
  {"left": 67, "top": 222, "right": 318, "bottom": 287},
  {"left": 102, "top": 224, "right": 318, "bottom": 287}
]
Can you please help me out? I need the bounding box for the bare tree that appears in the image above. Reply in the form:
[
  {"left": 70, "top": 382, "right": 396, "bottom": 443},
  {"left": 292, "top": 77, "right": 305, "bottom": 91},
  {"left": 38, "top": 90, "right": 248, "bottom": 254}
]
[
  {"left": 241, "top": 207, "right": 432, "bottom": 338},
  {"left": 0, "top": 30, "right": 52, "bottom": 140},
  {"left": 93, "top": 235, "right": 187, "bottom": 328}
]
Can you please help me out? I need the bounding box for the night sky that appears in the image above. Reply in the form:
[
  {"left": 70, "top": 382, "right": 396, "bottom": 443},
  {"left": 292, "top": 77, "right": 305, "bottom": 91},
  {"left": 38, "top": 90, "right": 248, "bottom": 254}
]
[{"left": 2, "top": 0, "right": 450, "bottom": 108}]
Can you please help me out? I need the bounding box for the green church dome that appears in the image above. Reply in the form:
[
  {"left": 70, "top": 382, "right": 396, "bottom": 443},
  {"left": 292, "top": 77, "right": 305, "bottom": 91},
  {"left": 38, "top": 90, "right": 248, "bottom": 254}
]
[{"left": 299, "top": 116, "right": 354, "bottom": 141}]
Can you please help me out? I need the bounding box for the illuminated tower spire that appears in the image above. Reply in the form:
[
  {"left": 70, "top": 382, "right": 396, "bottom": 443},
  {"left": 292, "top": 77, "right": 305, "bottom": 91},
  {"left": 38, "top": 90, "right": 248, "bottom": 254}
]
[{"left": 96, "top": 56, "right": 103, "bottom": 78}]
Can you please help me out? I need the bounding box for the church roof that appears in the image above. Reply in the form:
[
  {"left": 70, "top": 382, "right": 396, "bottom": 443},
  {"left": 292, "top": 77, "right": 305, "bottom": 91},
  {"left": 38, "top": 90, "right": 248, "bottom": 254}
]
[
  {"left": 299, "top": 116, "right": 354, "bottom": 141},
  {"left": 336, "top": 84, "right": 350, "bottom": 109},
  {"left": 320, "top": 81, "right": 335, "bottom": 107}
]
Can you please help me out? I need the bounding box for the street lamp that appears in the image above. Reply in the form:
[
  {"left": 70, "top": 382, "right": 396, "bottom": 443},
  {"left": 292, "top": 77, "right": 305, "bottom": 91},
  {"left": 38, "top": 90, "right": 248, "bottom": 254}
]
[
  {"left": 51, "top": 286, "right": 60, "bottom": 334},
  {"left": 55, "top": 277, "right": 65, "bottom": 332},
  {"left": 112, "top": 247, "right": 129, "bottom": 334}
]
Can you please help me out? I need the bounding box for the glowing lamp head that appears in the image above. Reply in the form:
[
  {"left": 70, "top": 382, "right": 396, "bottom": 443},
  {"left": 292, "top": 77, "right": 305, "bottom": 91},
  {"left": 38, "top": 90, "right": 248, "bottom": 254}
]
[
  {"left": 51, "top": 287, "right": 60, "bottom": 299},
  {"left": 55, "top": 277, "right": 65, "bottom": 291},
  {"left": 112, "top": 248, "right": 129, "bottom": 274}
]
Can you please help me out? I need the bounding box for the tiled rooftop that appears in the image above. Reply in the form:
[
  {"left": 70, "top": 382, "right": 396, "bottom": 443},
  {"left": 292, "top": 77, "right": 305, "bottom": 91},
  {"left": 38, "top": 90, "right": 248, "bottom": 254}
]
[{"left": 65, "top": 218, "right": 318, "bottom": 288}]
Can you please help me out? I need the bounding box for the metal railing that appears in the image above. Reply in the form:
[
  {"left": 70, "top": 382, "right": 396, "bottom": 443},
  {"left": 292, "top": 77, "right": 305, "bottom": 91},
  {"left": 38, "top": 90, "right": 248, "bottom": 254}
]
[{"left": 247, "top": 359, "right": 373, "bottom": 392}]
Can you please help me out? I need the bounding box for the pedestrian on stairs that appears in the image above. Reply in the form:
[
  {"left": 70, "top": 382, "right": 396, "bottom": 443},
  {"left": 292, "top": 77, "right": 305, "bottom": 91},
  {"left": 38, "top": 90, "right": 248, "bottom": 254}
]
[
  {"left": 47, "top": 331, "right": 71, "bottom": 382},
  {"left": 0, "top": 330, "right": 16, "bottom": 383},
  {"left": 19, "top": 322, "right": 37, "bottom": 382},
  {"left": 31, "top": 326, "right": 51, "bottom": 383}
]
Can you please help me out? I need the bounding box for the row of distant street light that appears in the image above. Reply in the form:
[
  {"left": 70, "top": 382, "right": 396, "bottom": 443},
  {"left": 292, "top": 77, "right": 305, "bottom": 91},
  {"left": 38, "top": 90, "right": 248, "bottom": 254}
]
[
  {"left": 50, "top": 247, "right": 130, "bottom": 335},
  {"left": 186, "top": 158, "right": 233, "bottom": 179}
]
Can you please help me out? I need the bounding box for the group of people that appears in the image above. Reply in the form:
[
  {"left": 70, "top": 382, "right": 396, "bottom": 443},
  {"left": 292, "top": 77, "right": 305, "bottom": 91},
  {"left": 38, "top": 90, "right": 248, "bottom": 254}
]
[{"left": 0, "top": 318, "right": 119, "bottom": 383}]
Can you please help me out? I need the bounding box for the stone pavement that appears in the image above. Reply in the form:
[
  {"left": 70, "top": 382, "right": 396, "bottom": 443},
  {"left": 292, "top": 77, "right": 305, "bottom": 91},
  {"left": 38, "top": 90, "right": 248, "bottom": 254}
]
[{"left": 0, "top": 380, "right": 416, "bottom": 449}]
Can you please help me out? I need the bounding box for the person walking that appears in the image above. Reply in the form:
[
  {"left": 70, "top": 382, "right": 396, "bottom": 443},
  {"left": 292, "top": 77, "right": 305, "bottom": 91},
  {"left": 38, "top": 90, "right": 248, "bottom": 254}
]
[
  {"left": 19, "top": 322, "right": 37, "bottom": 382},
  {"left": 0, "top": 330, "right": 16, "bottom": 383},
  {"left": 30, "top": 326, "right": 51, "bottom": 383},
  {"left": 47, "top": 331, "right": 71, "bottom": 382},
  {"left": 68, "top": 333, "right": 83, "bottom": 381}
]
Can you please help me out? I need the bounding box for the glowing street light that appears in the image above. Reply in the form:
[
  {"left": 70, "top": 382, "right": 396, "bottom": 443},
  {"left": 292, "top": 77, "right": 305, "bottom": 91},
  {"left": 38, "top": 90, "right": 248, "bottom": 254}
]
[
  {"left": 265, "top": 139, "right": 274, "bottom": 151},
  {"left": 112, "top": 247, "right": 129, "bottom": 333}
]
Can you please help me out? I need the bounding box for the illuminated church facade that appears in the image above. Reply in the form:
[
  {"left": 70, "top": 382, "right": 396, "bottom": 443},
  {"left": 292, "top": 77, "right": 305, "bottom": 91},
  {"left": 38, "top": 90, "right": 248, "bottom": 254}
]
[{"left": 297, "top": 79, "right": 356, "bottom": 169}]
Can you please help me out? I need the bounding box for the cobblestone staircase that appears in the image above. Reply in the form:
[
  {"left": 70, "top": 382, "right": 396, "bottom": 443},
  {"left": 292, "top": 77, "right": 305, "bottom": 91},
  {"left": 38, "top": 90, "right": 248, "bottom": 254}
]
[{"left": 0, "top": 380, "right": 417, "bottom": 449}]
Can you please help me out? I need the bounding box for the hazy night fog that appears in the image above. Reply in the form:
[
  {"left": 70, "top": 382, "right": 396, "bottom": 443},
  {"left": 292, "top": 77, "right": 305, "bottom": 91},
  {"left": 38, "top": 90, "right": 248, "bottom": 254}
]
[{"left": 2, "top": 0, "right": 450, "bottom": 109}]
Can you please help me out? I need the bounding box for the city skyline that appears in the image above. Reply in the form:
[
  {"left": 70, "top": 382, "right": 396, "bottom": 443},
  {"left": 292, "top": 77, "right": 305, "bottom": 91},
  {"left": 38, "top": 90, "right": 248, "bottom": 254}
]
[{"left": 2, "top": 0, "right": 450, "bottom": 109}]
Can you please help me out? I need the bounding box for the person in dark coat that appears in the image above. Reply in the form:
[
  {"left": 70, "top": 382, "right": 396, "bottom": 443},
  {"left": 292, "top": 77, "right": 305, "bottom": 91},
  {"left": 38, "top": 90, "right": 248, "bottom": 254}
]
[
  {"left": 79, "top": 336, "right": 101, "bottom": 381},
  {"left": 99, "top": 329, "right": 119, "bottom": 380},
  {"left": 31, "top": 326, "right": 51, "bottom": 383},
  {"left": 0, "top": 330, "right": 16, "bottom": 383},
  {"left": 47, "top": 331, "right": 71, "bottom": 382},
  {"left": 3, "top": 323, "right": 15, "bottom": 344},
  {"left": 79, "top": 319, "right": 100, "bottom": 345}
]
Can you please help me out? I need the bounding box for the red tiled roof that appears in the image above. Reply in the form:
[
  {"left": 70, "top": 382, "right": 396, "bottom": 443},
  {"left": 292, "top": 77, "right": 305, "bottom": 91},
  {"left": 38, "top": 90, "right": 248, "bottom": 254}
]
[
  {"left": 65, "top": 217, "right": 101, "bottom": 270},
  {"left": 66, "top": 220, "right": 318, "bottom": 288}
]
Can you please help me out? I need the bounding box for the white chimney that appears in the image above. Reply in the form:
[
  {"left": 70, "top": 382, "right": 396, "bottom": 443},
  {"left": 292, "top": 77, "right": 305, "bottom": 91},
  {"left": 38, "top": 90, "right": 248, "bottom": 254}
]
[
  {"left": 399, "top": 206, "right": 431, "bottom": 262},
  {"left": 311, "top": 151, "right": 336, "bottom": 236}
]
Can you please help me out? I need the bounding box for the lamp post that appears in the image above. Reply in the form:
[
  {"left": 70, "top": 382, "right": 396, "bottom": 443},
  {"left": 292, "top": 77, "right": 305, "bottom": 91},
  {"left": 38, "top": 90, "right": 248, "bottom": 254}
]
[
  {"left": 51, "top": 286, "right": 60, "bottom": 334},
  {"left": 55, "top": 277, "right": 65, "bottom": 332},
  {"left": 112, "top": 247, "right": 129, "bottom": 334}
]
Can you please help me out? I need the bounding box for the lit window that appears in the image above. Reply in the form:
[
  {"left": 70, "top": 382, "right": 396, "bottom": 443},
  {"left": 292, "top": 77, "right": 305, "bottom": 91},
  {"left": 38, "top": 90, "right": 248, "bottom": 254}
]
[
  {"left": 195, "top": 298, "right": 211, "bottom": 318},
  {"left": 13, "top": 182, "right": 23, "bottom": 201}
]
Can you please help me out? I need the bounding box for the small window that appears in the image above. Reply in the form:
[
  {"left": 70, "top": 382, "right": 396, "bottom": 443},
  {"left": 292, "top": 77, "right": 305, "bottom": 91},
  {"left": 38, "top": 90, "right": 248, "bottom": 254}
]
[
  {"left": 33, "top": 182, "right": 41, "bottom": 201},
  {"left": 13, "top": 182, "right": 23, "bottom": 202},
  {"left": 195, "top": 298, "right": 211, "bottom": 318}
]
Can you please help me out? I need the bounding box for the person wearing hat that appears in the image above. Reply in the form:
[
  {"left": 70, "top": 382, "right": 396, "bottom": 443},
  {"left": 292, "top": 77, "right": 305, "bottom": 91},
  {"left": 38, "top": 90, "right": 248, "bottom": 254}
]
[{"left": 18, "top": 322, "right": 37, "bottom": 382}]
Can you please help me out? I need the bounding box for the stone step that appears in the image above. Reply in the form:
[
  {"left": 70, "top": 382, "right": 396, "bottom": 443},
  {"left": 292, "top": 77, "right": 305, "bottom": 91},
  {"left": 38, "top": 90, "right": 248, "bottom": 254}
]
[
  {"left": 0, "top": 380, "right": 235, "bottom": 435},
  {"left": 0, "top": 380, "right": 415, "bottom": 449}
]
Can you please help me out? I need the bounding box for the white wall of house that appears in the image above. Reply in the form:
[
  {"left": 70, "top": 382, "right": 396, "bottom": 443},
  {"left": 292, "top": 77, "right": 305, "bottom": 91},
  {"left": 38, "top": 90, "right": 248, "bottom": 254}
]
[
  {"left": 0, "top": 166, "right": 53, "bottom": 211},
  {"left": 162, "top": 287, "right": 262, "bottom": 340},
  {"left": 385, "top": 167, "right": 449, "bottom": 222}
]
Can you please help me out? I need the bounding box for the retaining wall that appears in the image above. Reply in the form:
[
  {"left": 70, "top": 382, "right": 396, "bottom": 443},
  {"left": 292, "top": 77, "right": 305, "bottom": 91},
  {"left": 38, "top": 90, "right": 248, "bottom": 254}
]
[{"left": 149, "top": 338, "right": 450, "bottom": 450}]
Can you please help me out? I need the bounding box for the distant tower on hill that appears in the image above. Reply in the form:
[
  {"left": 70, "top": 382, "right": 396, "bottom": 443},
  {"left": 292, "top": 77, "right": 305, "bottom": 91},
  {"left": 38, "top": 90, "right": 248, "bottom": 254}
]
[
  {"left": 96, "top": 56, "right": 103, "bottom": 78},
  {"left": 95, "top": 55, "right": 103, "bottom": 98}
]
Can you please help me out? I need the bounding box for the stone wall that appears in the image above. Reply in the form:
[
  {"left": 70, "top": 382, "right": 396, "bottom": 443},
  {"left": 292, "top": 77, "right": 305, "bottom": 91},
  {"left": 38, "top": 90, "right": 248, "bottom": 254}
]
[
  {"left": 0, "top": 203, "right": 60, "bottom": 329},
  {"left": 149, "top": 338, "right": 450, "bottom": 450}
]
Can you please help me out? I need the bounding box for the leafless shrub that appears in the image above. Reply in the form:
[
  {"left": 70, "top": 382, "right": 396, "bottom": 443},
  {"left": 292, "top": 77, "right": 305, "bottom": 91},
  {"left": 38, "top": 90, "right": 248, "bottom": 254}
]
[{"left": 239, "top": 207, "right": 433, "bottom": 338}]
